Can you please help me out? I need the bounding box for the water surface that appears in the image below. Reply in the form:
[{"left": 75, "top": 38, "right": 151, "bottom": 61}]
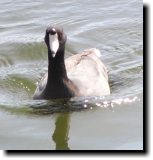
[{"left": 0, "top": 0, "right": 143, "bottom": 150}]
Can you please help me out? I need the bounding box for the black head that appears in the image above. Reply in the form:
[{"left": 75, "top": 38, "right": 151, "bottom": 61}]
[{"left": 44, "top": 26, "right": 67, "bottom": 58}]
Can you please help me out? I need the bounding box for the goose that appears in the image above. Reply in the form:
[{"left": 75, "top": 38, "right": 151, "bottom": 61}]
[{"left": 33, "top": 26, "right": 110, "bottom": 100}]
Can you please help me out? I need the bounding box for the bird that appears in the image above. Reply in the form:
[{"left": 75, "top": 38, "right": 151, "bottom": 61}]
[{"left": 33, "top": 25, "right": 110, "bottom": 100}]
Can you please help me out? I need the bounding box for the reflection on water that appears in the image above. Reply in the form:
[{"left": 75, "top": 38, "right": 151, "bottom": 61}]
[{"left": 52, "top": 113, "right": 70, "bottom": 150}]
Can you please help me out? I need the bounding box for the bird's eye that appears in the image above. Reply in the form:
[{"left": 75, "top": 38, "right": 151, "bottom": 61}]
[{"left": 50, "top": 30, "right": 56, "bottom": 35}]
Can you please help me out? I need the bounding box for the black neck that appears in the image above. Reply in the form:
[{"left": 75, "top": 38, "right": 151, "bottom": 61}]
[{"left": 47, "top": 47, "right": 68, "bottom": 84}]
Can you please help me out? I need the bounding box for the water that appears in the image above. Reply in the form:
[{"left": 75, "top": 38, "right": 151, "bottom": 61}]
[{"left": 0, "top": 0, "right": 143, "bottom": 150}]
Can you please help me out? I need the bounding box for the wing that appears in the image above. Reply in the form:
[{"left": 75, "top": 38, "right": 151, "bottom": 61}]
[
  {"left": 65, "top": 48, "right": 110, "bottom": 96},
  {"left": 33, "top": 73, "right": 48, "bottom": 99}
]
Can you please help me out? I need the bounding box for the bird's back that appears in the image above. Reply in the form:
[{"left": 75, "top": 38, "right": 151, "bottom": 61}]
[{"left": 65, "top": 48, "right": 110, "bottom": 96}]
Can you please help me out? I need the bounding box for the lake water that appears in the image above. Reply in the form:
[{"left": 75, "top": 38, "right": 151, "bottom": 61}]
[{"left": 0, "top": 0, "right": 143, "bottom": 150}]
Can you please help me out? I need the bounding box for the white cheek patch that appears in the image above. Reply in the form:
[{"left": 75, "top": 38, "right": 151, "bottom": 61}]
[{"left": 49, "top": 33, "right": 59, "bottom": 58}]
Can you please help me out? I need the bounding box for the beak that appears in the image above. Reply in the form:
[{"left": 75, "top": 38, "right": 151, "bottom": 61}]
[{"left": 51, "top": 51, "right": 56, "bottom": 58}]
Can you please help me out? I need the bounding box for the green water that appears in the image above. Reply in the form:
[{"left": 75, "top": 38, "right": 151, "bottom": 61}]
[{"left": 0, "top": 0, "right": 143, "bottom": 150}]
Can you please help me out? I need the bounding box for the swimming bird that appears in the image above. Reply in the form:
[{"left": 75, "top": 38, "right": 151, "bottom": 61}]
[{"left": 33, "top": 26, "right": 110, "bottom": 100}]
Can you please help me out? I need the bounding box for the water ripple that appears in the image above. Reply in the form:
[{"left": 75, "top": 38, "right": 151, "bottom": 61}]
[{"left": 0, "top": 0, "right": 143, "bottom": 115}]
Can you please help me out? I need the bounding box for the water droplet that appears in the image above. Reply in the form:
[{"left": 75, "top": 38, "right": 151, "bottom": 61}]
[
  {"left": 96, "top": 103, "right": 101, "bottom": 107},
  {"left": 110, "top": 103, "right": 114, "bottom": 108},
  {"left": 84, "top": 104, "right": 87, "bottom": 108},
  {"left": 103, "top": 101, "right": 108, "bottom": 105},
  {"left": 124, "top": 98, "right": 130, "bottom": 103},
  {"left": 84, "top": 99, "right": 89, "bottom": 103}
]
